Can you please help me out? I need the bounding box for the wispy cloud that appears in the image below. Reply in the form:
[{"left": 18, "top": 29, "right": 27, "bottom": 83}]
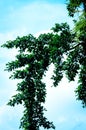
[
  {"left": 0, "top": 104, "right": 23, "bottom": 130},
  {"left": 0, "top": 1, "right": 73, "bottom": 34}
]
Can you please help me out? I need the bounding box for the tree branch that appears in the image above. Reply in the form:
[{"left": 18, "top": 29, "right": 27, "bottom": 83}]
[{"left": 70, "top": 43, "right": 81, "bottom": 50}]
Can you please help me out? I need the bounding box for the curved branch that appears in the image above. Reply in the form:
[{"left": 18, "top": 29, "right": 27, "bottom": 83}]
[{"left": 70, "top": 43, "right": 81, "bottom": 50}]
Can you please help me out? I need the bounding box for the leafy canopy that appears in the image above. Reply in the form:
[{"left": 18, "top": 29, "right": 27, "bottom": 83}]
[
  {"left": 2, "top": 23, "right": 74, "bottom": 130},
  {"left": 66, "top": 0, "right": 86, "bottom": 107},
  {"left": 1, "top": 0, "right": 86, "bottom": 129}
]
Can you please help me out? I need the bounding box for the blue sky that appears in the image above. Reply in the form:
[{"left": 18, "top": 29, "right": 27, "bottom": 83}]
[{"left": 0, "top": 0, "right": 86, "bottom": 130}]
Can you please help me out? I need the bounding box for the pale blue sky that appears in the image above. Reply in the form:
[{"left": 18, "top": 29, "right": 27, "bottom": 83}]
[{"left": 0, "top": 0, "right": 86, "bottom": 130}]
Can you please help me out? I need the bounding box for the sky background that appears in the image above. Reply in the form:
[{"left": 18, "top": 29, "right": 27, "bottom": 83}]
[{"left": 0, "top": 0, "right": 86, "bottom": 130}]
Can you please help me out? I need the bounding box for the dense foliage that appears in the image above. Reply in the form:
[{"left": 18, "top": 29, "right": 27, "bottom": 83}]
[
  {"left": 67, "top": 0, "right": 86, "bottom": 17},
  {"left": 1, "top": 0, "right": 86, "bottom": 129},
  {"left": 66, "top": 0, "right": 86, "bottom": 107}
]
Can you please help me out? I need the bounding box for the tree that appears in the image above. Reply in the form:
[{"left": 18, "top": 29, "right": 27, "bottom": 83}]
[
  {"left": 66, "top": 0, "right": 86, "bottom": 107},
  {"left": 1, "top": 34, "right": 55, "bottom": 130},
  {"left": 1, "top": 0, "right": 86, "bottom": 129},
  {"left": 2, "top": 23, "right": 74, "bottom": 129},
  {"left": 66, "top": 0, "right": 86, "bottom": 17}
]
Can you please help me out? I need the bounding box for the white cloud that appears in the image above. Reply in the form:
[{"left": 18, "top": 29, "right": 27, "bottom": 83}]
[
  {"left": 57, "top": 116, "right": 67, "bottom": 123},
  {"left": 0, "top": 104, "right": 23, "bottom": 130},
  {"left": 0, "top": 28, "right": 28, "bottom": 44}
]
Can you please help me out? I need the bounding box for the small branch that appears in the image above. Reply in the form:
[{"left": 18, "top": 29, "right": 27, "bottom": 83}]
[{"left": 70, "top": 43, "right": 81, "bottom": 50}]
